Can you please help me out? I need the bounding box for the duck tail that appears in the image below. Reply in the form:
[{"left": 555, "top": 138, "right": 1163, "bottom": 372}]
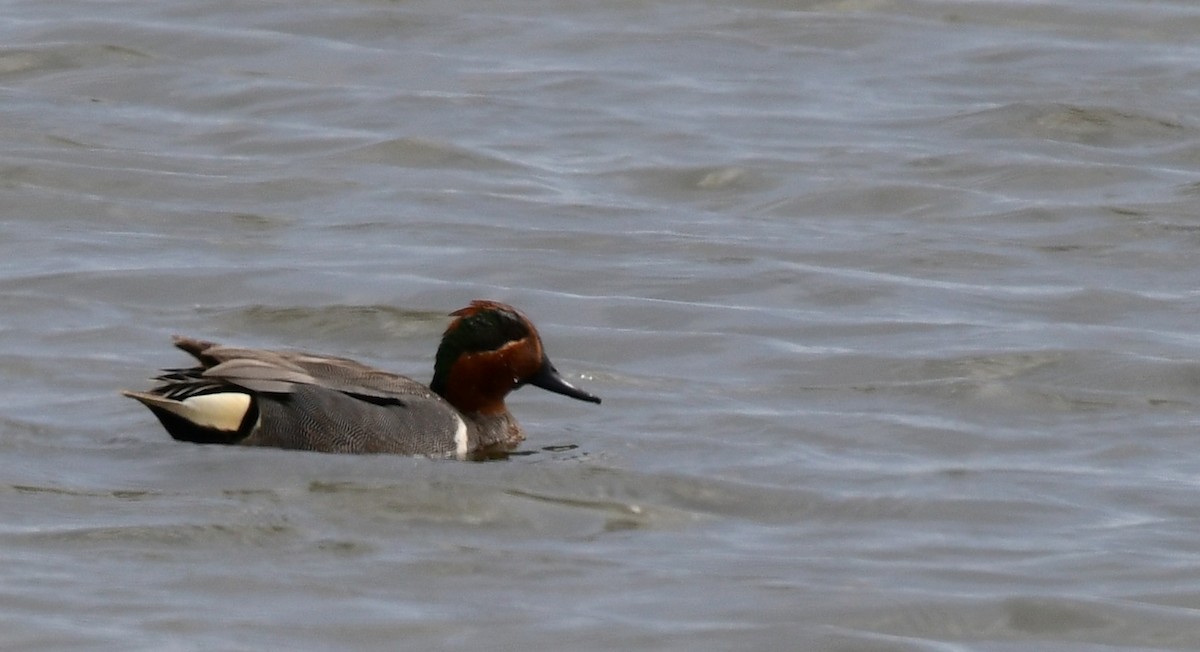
[{"left": 122, "top": 389, "right": 258, "bottom": 445}]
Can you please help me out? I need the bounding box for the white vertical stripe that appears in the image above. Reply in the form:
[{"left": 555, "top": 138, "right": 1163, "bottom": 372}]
[{"left": 453, "top": 415, "right": 469, "bottom": 459}]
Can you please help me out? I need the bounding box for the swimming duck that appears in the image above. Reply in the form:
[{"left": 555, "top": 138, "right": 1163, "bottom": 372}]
[{"left": 122, "top": 300, "right": 601, "bottom": 458}]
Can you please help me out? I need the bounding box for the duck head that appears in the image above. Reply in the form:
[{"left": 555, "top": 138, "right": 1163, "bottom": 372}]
[{"left": 430, "top": 300, "right": 601, "bottom": 416}]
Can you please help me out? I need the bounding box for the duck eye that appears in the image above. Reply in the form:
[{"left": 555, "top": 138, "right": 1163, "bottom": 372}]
[{"left": 460, "top": 310, "right": 529, "bottom": 352}]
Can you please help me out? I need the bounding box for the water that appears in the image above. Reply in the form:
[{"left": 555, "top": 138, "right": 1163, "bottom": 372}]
[{"left": 3, "top": 0, "right": 1200, "bottom": 649}]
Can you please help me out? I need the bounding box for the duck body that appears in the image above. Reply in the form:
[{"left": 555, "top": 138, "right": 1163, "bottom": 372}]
[{"left": 123, "top": 301, "right": 600, "bottom": 458}]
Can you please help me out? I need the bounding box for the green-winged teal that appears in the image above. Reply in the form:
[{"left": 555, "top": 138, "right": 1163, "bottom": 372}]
[{"left": 123, "top": 300, "right": 601, "bottom": 458}]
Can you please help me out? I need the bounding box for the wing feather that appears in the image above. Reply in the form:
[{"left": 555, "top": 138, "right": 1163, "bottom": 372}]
[{"left": 171, "top": 337, "right": 434, "bottom": 401}]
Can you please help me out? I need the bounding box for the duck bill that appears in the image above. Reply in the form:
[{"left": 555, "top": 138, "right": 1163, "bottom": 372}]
[{"left": 528, "top": 356, "right": 601, "bottom": 404}]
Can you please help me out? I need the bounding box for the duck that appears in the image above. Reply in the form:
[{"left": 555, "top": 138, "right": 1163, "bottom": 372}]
[{"left": 122, "top": 300, "right": 601, "bottom": 458}]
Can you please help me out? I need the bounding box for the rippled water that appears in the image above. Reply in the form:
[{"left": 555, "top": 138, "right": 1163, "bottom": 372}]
[{"left": 4, "top": 0, "right": 1200, "bottom": 649}]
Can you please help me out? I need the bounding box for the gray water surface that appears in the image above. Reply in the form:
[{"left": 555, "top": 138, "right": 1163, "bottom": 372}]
[{"left": 3, "top": 0, "right": 1200, "bottom": 650}]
